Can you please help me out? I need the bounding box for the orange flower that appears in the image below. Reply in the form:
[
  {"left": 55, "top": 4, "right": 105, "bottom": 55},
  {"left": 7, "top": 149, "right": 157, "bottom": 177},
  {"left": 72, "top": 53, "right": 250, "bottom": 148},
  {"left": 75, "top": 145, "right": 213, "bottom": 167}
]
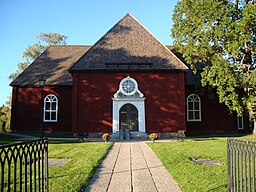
[
  {"left": 149, "top": 133, "right": 158, "bottom": 140},
  {"left": 102, "top": 133, "right": 110, "bottom": 140}
]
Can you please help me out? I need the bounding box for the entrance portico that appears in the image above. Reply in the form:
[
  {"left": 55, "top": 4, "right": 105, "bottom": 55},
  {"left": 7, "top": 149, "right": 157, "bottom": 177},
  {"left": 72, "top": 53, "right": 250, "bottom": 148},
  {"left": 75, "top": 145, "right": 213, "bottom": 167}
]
[{"left": 112, "top": 76, "right": 146, "bottom": 133}]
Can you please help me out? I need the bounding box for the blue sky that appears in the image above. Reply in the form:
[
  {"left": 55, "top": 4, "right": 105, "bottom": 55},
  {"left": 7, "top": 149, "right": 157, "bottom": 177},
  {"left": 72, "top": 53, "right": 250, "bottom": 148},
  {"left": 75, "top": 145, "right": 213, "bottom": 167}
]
[{"left": 0, "top": 0, "right": 179, "bottom": 106}]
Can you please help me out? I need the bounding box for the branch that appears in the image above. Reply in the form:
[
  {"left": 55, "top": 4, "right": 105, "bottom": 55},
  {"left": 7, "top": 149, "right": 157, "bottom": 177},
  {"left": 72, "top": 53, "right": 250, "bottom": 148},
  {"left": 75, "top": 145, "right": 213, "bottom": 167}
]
[{"left": 217, "top": 40, "right": 234, "bottom": 59}]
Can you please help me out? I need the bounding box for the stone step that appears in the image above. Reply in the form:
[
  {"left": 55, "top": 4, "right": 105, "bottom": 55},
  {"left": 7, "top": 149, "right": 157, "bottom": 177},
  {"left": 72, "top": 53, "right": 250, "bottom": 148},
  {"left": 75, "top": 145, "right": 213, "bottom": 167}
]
[
  {"left": 130, "top": 132, "right": 148, "bottom": 140},
  {"left": 111, "top": 131, "right": 148, "bottom": 140}
]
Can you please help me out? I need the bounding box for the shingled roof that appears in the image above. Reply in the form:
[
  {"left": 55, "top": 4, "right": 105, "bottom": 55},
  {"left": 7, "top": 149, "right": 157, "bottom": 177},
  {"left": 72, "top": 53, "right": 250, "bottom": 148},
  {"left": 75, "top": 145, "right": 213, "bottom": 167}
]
[
  {"left": 10, "top": 45, "right": 90, "bottom": 86},
  {"left": 70, "top": 13, "right": 188, "bottom": 71},
  {"left": 11, "top": 14, "right": 188, "bottom": 87}
]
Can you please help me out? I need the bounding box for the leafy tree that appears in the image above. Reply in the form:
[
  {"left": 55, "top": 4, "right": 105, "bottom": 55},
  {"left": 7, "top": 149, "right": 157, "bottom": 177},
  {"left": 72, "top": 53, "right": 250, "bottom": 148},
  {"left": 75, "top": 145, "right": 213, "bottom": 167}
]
[
  {"left": 172, "top": 0, "right": 256, "bottom": 119},
  {"left": 0, "top": 98, "right": 11, "bottom": 132},
  {"left": 9, "top": 32, "right": 67, "bottom": 80}
]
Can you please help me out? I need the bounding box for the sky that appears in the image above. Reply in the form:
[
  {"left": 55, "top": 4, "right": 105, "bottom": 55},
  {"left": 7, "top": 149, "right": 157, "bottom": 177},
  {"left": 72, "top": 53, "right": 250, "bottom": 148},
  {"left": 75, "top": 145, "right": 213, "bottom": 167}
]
[{"left": 0, "top": 0, "right": 179, "bottom": 106}]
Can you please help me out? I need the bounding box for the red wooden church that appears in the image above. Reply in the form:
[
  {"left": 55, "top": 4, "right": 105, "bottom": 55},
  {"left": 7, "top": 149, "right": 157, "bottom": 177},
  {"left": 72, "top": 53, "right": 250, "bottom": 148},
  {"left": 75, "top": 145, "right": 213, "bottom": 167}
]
[{"left": 10, "top": 14, "right": 249, "bottom": 137}]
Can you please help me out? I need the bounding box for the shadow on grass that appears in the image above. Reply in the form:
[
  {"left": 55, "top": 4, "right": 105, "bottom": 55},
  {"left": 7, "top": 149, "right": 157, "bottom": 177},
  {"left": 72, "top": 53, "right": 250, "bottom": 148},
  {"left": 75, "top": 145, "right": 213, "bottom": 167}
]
[
  {"left": 188, "top": 132, "right": 251, "bottom": 137},
  {"left": 207, "top": 184, "right": 227, "bottom": 192},
  {"left": 187, "top": 133, "right": 253, "bottom": 141},
  {"left": 48, "top": 140, "right": 80, "bottom": 144},
  {"left": 15, "top": 131, "right": 74, "bottom": 138}
]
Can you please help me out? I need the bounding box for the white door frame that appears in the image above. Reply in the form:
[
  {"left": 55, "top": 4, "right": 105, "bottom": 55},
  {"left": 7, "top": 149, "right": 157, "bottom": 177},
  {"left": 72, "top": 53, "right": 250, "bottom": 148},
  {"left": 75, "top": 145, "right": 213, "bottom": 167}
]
[{"left": 112, "top": 97, "right": 146, "bottom": 133}]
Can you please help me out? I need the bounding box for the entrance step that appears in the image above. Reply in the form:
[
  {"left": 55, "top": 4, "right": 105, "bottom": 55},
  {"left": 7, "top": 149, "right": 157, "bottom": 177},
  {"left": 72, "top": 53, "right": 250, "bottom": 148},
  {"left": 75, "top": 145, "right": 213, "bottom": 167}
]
[
  {"left": 110, "top": 132, "right": 118, "bottom": 140},
  {"left": 119, "top": 130, "right": 124, "bottom": 140},
  {"left": 130, "top": 132, "right": 148, "bottom": 140},
  {"left": 111, "top": 131, "right": 147, "bottom": 140},
  {"left": 125, "top": 130, "right": 130, "bottom": 140}
]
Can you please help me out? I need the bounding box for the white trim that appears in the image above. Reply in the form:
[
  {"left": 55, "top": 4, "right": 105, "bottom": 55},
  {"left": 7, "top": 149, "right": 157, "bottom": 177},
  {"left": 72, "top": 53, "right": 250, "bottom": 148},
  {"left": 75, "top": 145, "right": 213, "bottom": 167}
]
[
  {"left": 112, "top": 76, "right": 145, "bottom": 133},
  {"left": 43, "top": 94, "right": 58, "bottom": 122},
  {"left": 119, "top": 76, "right": 137, "bottom": 96},
  {"left": 112, "top": 98, "right": 146, "bottom": 133},
  {"left": 114, "top": 76, "right": 143, "bottom": 98},
  {"left": 237, "top": 115, "right": 244, "bottom": 130},
  {"left": 186, "top": 94, "right": 201, "bottom": 122}
]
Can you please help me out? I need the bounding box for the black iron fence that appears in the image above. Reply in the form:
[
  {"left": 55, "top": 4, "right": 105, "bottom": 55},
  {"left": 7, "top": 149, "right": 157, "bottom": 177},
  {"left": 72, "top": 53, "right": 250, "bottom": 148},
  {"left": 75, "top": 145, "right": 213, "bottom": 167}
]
[
  {"left": 227, "top": 138, "right": 256, "bottom": 192},
  {"left": 0, "top": 138, "right": 48, "bottom": 192}
]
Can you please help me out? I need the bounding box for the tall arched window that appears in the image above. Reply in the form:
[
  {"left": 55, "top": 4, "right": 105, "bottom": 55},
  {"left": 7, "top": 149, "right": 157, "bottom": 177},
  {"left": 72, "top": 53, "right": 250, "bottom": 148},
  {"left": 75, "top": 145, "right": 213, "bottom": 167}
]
[
  {"left": 187, "top": 94, "right": 201, "bottom": 122},
  {"left": 44, "top": 94, "right": 58, "bottom": 122}
]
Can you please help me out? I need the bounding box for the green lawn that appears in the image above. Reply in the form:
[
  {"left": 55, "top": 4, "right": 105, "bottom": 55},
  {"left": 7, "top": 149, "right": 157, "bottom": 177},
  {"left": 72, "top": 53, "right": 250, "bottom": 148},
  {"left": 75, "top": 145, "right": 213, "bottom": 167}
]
[
  {"left": 48, "top": 141, "right": 112, "bottom": 192},
  {"left": 15, "top": 131, "right": 74, "bottom": 138},
  {"left": 148, "top": 135, "right": 256, "bottom": 192},
  {"left": 0, "top": 134, "right": 23, "bottom": 145},
  {"left": 1, "top": 135, "right": 112, "bottom": 192}
]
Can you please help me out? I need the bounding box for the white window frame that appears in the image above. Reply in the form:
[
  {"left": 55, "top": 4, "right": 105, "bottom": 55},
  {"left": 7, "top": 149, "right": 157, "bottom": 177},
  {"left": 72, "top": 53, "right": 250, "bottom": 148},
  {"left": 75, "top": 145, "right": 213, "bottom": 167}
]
[
  {"left": 237, "top": 115, "right": 244, "bottom": 130},
  {"left": 187, "top": 94, "right": 201, "bottom": 122},
  {"left": 43, "top": 94, "right": 58, "bottom": 122}
]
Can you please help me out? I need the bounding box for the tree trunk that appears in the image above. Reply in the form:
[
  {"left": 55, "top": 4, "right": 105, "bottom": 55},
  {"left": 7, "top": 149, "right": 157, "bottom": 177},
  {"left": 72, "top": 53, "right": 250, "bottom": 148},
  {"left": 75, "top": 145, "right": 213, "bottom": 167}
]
[{"left": 253, "top": 120, "right": 256, "bottom": 135}]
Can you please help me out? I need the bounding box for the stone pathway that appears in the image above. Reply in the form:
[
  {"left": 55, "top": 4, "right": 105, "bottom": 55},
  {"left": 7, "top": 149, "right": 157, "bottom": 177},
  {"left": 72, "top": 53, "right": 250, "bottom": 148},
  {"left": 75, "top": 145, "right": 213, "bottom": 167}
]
[{"left": 84, "top": 141, "right": 181, "bottom": 192}]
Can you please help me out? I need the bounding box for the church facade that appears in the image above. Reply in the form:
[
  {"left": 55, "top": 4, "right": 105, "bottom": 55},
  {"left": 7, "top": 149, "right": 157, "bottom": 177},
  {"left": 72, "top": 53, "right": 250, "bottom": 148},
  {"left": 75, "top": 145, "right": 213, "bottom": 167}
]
[{"left": 10, "top": 14, "right": 249, "bottom": 136}]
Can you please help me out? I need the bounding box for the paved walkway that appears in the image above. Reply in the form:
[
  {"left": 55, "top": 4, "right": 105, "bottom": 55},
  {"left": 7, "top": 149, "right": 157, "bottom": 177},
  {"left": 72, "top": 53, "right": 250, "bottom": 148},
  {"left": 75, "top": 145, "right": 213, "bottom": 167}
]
[{"left": 84, "top": 141, "right": 181, "bottom": 192}]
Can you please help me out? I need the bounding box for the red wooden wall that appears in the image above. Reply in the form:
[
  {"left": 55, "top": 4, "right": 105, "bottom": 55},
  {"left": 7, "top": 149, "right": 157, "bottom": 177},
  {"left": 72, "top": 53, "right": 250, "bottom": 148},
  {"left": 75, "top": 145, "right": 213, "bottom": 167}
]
[
  {"left": 71, "top": 71, "right": 186, "bottom": 133},
  {"left": 185, "top": 86, "right": 250, "bottom": 134},
  {"left": 11, "top": 86, "right": 72, "bottom": 133},
  {"left": 11, "top": 72, "right": 249, "bottom": 134}
]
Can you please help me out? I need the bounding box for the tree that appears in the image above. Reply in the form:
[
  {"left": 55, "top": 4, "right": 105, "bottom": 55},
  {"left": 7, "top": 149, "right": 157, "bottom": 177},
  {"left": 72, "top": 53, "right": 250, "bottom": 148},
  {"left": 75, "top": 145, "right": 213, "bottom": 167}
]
[
  {"left": 9, "top": 32, "right": 67, "bottom": 80},
  {"left": 6, "top": 32, "right": 68, "bottom": 132},
  {"left": 0, "top": 98, "right": 11, "bottom": 132},
  {"left": 172, "top": 0, "right": 256, "bottom": 119}
]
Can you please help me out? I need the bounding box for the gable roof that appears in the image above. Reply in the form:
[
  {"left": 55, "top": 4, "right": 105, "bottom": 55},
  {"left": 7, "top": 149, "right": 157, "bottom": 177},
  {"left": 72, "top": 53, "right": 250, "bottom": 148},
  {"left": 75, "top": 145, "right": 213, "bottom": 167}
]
[
  {"left": 11, "top": 14, "right": 189, "bottom": 87},
  {"left": 10, "top": 45, "right": 90, "bottom": 86},
  {"left": 70, "top": 13, "right": 188, "bottom": 71}
]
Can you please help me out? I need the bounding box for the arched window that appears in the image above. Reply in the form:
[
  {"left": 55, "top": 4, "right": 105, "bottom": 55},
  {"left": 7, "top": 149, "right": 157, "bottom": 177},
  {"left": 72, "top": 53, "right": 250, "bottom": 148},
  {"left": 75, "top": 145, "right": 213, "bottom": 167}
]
[
  {"left": 44, "top": 94, "right": 58, "bottom": 122},
  {"left": 187, "top": 94, "right": 201, "bottom": 122}
]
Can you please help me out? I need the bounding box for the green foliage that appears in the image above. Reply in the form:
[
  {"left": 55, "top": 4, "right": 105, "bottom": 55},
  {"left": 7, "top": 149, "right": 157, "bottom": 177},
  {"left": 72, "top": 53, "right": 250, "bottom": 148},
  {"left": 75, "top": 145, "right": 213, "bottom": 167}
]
[
  {"left": 0, "top": 106, "right": 11, "bottom": 132},
  {"left": 9, "top": 32, "right": 67, "bottom": 81},
  {"left": 172, "top": 0, "right": 256, "bottom": 115},
  {"left": 0, "top": 97, "right": 11, "bottom": 132}
]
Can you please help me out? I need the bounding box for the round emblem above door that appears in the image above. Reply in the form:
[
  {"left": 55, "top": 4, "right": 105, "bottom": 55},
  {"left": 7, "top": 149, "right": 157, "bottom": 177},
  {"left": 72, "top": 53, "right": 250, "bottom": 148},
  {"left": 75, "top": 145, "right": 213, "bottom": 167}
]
[
  {"left": 122, "top": 79, "right": 135, "bottom": 94},
  {"left": 120, "top": 76, "right": 137, "bottom": 96}
]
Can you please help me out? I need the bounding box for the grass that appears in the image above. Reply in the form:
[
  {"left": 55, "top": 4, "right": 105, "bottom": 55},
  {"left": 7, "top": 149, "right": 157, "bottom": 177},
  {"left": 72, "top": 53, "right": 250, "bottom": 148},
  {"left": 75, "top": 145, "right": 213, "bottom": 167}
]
[
  {"left": 15, "top": 131, "right": 74, "bottom": 138},
  {"left": 0, "top": 135, "right": 112, "bottom": 192},
  {"left": 0, "top": 133, "right": 23, "bottom": 145},
  {"left": 148, "top": 135, "right": 256, "bottom": 192},
  {"left": 2, "top": 132, "right": 256, "bottom": 191},
  {"left": 48, "top": 141, "right": 112, "bottom": 192}
]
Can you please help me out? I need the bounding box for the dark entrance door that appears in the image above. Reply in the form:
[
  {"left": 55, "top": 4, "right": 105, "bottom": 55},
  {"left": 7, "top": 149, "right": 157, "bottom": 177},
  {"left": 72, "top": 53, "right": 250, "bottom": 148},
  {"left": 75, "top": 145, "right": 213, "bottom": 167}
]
[{"left": 119, "top": 104, "right": 138, "bottom": 131}]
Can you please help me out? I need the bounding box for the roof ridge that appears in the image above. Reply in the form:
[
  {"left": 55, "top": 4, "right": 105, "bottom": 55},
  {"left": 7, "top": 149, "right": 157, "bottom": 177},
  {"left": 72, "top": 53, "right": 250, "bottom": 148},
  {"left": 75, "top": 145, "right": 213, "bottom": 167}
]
[
  {"left": 126, "top": 15, "right": 188, "bottom": 70},
  {"left": 70, "top": 13, "right": 135, "bottom": 70},
  {"left": 50, "top": 45, "right": 91, "bottom": 47},
  {"left": 70, "top": 13, "right": 188, "bottom": 71}
]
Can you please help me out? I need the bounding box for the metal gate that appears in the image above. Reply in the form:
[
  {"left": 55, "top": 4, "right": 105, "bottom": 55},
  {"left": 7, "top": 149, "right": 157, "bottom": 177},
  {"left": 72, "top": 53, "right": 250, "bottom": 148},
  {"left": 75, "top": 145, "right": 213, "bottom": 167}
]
[
  {"left": 0, "top": 138, "right": 48, "bottom": 192},
  {"left": 227, "top": 138, "right": 256, "bottom": 192}
]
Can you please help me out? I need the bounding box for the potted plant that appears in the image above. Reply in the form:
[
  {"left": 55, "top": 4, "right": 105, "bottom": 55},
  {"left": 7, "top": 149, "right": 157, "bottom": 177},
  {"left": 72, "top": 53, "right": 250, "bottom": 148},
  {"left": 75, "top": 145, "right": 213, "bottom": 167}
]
[
  {"left": 149, "top": 133, "right": 158, "bottom": 142},
  {"left": 102, "top": 133, "right": 111, "bottom": 142}
]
